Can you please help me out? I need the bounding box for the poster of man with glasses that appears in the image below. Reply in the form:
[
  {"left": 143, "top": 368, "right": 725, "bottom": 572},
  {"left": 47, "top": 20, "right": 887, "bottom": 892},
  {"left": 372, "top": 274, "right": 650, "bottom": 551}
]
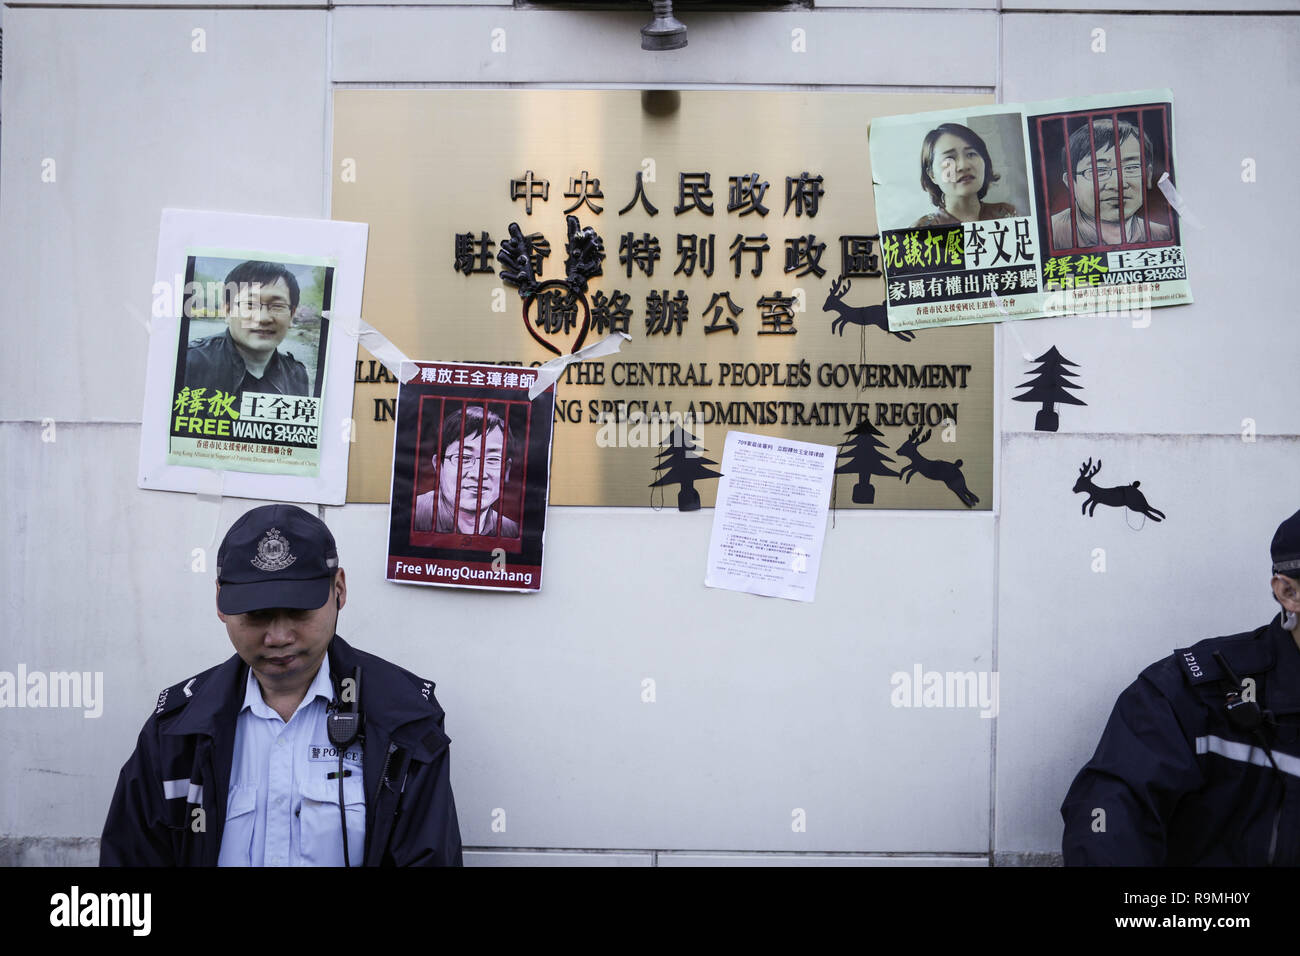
[
  {"left": 1045, "top": 118, "right": 1174, "bottom": 250},
  {"left": 386, "top": 361, "right": 555, "bottom": 593},
  {"left": 167, "top": 254, "right": 332, "bottom": 476},
  {"left": 137, "top": 210, "right": 368, "bottom": 503},
  {"left": 1026, "top": 89, "right": 1190, "bottom": 313}
]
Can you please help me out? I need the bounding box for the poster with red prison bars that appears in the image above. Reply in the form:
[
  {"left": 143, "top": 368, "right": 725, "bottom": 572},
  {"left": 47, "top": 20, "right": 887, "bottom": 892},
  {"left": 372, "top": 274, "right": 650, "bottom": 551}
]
[
  {"left": 1025, "top": 89, "right": 1190, "bottom": 320},
  {"left": 387, "top": 361, "right": 555, "bottom": 592}
]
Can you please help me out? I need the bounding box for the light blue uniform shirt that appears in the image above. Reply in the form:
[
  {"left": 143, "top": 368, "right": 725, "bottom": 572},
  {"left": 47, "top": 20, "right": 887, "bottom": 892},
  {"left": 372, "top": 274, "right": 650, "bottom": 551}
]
[{"left": 218, "top": 656, "right": 366, "bottom": 866}]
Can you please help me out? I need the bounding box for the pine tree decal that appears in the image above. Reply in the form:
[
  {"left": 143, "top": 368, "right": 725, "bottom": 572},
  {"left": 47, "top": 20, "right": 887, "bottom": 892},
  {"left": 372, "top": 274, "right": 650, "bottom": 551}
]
[
  {"left": 1013, "top": 346, "right": 1086, "bottom": 432},
  {"left": 650, "top": 424, "right": 723, "bottom": 512},
  {"left": 836, "top": 419, "right": 899, "bottom": 504}
]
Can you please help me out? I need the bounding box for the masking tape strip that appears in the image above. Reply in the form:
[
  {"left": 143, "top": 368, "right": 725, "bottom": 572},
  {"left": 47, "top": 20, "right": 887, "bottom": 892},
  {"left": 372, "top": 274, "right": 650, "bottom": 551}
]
[
  {"left": 1157, "top": 173, "right": 1202, "bottom": 230},
  {"left": 529, "top": 332, "right": 633, "bottom": 400},
  {"left": 332, "top": 314, "right": 418, "bottom": 383}
]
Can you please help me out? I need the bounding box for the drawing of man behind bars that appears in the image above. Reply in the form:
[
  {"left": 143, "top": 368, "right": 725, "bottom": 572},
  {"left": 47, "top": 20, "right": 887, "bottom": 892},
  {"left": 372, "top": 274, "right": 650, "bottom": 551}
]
[
  {"left": 414, "top": 404, "right": 521, "bottom": 537},
  {"left": 1049, "top": 117, "right": 1173, "bottom": 251}
]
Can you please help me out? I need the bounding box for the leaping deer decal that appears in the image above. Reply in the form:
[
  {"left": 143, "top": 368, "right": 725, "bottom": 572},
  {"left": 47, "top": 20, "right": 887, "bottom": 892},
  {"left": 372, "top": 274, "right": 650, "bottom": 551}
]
[
  {"left": 823, "top": 276, "right": 916, "bottom": 341},
  {"left": 1073, "top": 459, "right": 1165, "bottom": 521},
  {"left": 896, "top": 426, "right": 979, "bottom": 508}
]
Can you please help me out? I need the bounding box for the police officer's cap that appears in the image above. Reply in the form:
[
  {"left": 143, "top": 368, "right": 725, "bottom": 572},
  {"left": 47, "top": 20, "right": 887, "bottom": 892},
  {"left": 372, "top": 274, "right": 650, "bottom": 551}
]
[
  {"left": 216, "top": 504, "right": 339, "bottom": 614},
  {"left": 1271, "top": 508, "right": 1300, "bottom": 581}
]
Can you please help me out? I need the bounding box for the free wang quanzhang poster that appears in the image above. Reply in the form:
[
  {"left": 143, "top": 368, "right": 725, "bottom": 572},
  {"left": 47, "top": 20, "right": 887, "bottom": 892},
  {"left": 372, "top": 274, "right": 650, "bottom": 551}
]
[
  {"left": 138, "top": 210, "right": 368, "bottom": 504},
  {"left": 386, "top": 361, "right": 555, "bottom": 593},
  {"left": 165, "top": 250, "right": 334, "bottom": 476}
]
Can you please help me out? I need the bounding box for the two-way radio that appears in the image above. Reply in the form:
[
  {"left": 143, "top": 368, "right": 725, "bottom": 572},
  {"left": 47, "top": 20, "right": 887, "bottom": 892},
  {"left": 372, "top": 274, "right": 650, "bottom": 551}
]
[{"left": 1213, "top": 651, "right": 1279, "bottom": 771}]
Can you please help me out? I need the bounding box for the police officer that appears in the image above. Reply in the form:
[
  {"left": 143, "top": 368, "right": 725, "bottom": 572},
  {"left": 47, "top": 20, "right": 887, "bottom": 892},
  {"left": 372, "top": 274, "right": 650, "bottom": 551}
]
[
  {"left": 185, "top": 260, "right": 312, "bottom": 404},
  {"left": 1061, "top": 508, "right": 1300, "bottom": 865},
  {"left": 100, "top": 504, "right": 463, "bottom": 866}
]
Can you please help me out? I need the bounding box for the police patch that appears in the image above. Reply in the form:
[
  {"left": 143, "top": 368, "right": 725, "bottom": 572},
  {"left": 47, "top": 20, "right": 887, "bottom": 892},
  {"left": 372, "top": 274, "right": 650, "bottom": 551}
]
[
  {"left": 251, "top": 528, "right": 297, "bottom": 572},
  {"left": 308, "top": 744, "right": 362, "bottom": 765}
]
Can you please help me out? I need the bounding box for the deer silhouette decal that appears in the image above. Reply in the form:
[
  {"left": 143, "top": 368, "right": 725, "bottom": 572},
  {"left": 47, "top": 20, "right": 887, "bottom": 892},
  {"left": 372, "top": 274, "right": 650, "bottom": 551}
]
[
  {"left": 1073, "top": 459, "right": 1165, "bottom": 521},
  {"left": 896, "top": 426, "right": 979, "bottom": 508},
  {"left": 823, "top": 276, "right": 916, "bottom": 341}
]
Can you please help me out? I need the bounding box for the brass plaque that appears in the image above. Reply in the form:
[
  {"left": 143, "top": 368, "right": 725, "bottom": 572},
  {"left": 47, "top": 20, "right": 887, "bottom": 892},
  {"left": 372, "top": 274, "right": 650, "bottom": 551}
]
[{"left": 332, "top": 90, "right": 993, "bottom": 509}]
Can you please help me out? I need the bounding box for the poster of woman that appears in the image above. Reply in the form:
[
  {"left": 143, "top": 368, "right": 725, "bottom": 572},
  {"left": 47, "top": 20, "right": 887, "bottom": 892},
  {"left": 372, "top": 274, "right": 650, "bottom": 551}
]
[{"left": 870, "top": 106, "right": 1041, "bottom": 330}]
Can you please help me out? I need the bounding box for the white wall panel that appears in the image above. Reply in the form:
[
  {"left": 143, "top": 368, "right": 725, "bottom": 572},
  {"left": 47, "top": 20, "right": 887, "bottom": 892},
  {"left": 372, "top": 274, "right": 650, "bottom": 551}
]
[
  {"left": 1001, "top": 14, "right": 1300, "bottom": 436},
  {"left": 324, "top": 504, "right": 995, "bottom": 852},
  {"left": 331, "top": 9, "right": 997, "bottom": 87},
  {"left": 0, "top": 9, "right": 328, "bottom": 423},
  {"left": 995, "top": 432, "right": 1299, "bottom": 854},
  {"left": 0, "top": 422, "right": 286, "bottom": 836}
]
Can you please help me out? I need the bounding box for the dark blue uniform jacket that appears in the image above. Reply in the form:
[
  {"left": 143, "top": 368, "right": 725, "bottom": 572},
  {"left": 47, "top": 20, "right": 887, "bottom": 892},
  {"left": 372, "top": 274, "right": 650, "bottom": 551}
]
[
  {"left": 100, "top": 636, "right": 463, "bottom": 866},
  {"left": 1062, "top": 615, "right": 1300, "bottom": 865}
]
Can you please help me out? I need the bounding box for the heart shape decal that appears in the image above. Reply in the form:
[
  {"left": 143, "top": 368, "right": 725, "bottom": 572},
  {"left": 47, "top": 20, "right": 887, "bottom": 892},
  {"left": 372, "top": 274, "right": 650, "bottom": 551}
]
[{"left": 521, "top": 279, "right": 591, "bottom": 357}]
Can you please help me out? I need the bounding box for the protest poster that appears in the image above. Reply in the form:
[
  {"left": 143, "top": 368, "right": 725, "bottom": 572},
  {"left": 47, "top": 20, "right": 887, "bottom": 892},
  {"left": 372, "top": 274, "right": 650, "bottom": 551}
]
[
  {"left": 138, "top": 210, "right": 368, "bottom": 504},
  {"left": 387, "top": 361, "right": 555, "bottom": 592},
  {"left": 869, "top": 89, "right": 1190, "bottom": 330},
  {"left": 871, "top": 105, "right": 1040, "bottom": 329},
  {"left": 1026, "top": 90, "right": 1191, "bottom": 319},
  {"left": 166, "top": 251, "right": 333, "bottom": 474}
]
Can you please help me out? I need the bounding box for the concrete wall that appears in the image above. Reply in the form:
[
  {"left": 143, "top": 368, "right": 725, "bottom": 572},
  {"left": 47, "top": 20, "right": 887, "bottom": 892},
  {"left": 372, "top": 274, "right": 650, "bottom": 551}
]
[{"left": 2, "top": 1, "right": 1296, "bottom": 866}]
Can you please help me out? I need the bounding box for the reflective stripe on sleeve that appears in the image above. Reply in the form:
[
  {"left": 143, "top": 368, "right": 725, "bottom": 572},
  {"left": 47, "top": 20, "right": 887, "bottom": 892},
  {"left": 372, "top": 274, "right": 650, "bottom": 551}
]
[
  {"left": 162, "top": 778, "right": 204, "bottom": 803},
  {"left": 1196, "top": 735, "right": 1300, "bottom": 779}
]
